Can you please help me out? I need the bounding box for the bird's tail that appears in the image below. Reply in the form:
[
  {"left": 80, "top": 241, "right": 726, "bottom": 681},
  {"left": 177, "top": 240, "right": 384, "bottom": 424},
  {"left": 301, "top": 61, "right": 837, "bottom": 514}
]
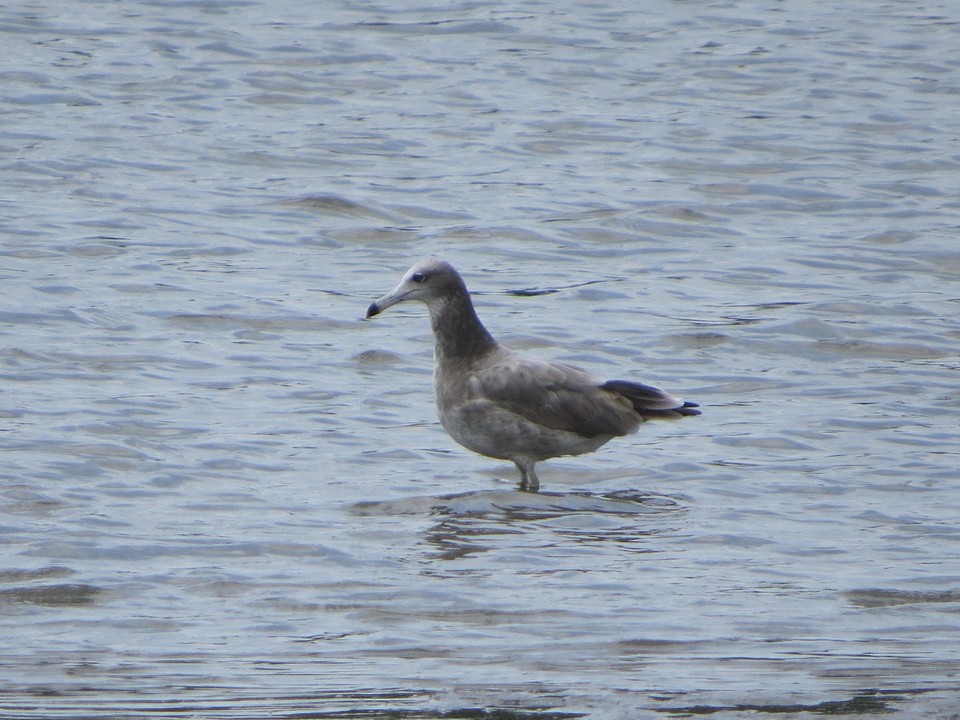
[{"left": 601, "top": 380, "right": 701, "bottom": 420}]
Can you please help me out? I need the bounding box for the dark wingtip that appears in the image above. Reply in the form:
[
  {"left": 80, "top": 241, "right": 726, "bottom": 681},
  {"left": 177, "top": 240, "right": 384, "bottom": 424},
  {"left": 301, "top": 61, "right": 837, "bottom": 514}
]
[
  {"left": 601, "top": 380, "right": 702, "bottom": 419},
  {"left": 678, "top": 401, "right": 701, "bottom": 417},
  {"left": 365, "top": 302, "right": 380, "bottom": 319}
]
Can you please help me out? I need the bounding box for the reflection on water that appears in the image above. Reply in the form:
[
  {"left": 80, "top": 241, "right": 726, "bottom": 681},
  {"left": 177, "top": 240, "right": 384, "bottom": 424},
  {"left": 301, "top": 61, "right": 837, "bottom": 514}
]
[
  {"left": 2, "top": 0, "right": 960, "bottom": 717},
  {"left": 355, "top": 489, "right": 684, "bottom": 560},
  {"left": 353, "top": 489, "right": 682, "bottom": 519}
]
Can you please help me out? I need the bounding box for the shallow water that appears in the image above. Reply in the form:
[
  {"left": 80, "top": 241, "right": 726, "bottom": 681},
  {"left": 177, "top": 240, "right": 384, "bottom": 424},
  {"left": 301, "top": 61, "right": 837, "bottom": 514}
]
[{"left": 2, "top": 0, "right": 959, "bottom": 718}]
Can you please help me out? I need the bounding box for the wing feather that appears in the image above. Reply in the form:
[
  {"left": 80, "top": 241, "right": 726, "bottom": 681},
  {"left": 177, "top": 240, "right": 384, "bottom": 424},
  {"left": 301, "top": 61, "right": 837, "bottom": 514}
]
[
  {"left": 601, "top": 380, "right": 701, "bottom": 419},
  {"left": 471, "top": 355, "right": 640, "bottom": 438}
]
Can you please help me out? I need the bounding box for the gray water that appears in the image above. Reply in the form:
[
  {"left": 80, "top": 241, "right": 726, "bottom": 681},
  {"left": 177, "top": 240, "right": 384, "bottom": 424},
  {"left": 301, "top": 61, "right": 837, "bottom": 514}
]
[{"left": 2, "top": 1, "right": 959, "bottom": 718}]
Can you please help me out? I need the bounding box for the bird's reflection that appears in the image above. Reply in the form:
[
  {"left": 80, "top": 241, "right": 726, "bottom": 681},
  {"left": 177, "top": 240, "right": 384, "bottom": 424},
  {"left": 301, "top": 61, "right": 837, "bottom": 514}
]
[{"left": 353, "top": 488, "right": 686, "bottom": 560}]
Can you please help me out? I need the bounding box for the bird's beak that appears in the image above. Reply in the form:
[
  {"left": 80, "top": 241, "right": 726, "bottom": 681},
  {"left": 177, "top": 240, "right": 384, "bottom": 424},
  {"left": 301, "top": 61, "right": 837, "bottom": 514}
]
[{"left": 366, "top": 280, "right": 413, "bottom": 319}]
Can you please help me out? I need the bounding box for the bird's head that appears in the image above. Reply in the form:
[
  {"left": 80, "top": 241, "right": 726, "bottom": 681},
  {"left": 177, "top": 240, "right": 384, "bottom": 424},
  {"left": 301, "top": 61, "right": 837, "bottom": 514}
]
[{"left": 366, "top": 257, "right": 463, "bottom": 318}]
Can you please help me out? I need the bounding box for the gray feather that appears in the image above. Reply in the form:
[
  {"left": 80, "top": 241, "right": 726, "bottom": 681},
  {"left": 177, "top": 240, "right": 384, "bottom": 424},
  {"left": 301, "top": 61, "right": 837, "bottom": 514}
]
[{"left": 475, "top": 357, "right": 642, "bottom": 438}]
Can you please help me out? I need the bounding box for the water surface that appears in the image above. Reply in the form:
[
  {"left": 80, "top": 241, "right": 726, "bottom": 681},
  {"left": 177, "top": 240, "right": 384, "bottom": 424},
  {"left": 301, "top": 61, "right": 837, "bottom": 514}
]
[{"left": 2, "top": 1, "right": 959, "bottom": 718}]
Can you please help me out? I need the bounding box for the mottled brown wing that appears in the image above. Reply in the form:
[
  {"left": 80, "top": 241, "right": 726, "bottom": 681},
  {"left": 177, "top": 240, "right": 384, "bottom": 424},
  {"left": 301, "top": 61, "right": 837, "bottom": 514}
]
[{"left": 471, "top": 356, "right": 640, "bottom": 438}]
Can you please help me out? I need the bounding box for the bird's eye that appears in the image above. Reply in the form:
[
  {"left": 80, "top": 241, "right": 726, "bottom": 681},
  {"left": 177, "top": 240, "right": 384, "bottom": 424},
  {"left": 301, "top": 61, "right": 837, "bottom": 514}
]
[{"left": 411, "top": 272, "right": 426, "bottom": 283}]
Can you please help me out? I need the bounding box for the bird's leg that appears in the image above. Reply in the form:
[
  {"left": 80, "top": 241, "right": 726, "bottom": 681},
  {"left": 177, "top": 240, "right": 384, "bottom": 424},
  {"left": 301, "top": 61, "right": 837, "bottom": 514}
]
[
  {"left": 515, "top": 461, "right": 529, "bottom": 490},
  {"left": 515, "top": 460, "right": 540, "bottom": 493}
]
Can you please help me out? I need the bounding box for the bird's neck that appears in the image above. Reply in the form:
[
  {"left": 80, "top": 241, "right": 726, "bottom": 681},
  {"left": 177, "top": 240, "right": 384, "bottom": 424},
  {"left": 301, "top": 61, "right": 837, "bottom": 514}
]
[{"left": 428, "top": 295, "right": 498, "bottom": 361}]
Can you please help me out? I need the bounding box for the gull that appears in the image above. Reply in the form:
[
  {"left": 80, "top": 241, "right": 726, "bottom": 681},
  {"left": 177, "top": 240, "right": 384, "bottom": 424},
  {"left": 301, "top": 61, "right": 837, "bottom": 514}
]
[{"left": 366, "top": 258, "right": 700, "bottom": 491}]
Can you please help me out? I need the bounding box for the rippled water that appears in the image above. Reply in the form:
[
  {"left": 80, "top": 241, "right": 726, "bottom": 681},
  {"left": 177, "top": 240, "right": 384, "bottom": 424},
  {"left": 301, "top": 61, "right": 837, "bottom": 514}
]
[{"left": 2, "top": 1, "right": 959, "bottom": 718}]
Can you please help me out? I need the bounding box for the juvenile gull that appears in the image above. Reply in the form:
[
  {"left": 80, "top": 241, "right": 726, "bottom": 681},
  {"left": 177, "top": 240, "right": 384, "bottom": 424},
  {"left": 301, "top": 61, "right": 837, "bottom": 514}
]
[{"left": 366, "top": 258, "right": 700, "bottom": 491}]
